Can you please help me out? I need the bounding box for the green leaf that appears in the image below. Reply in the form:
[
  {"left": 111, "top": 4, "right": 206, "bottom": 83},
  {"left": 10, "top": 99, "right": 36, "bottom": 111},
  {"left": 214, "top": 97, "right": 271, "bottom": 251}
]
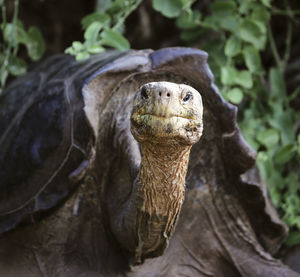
[
  {"left": 257, "top": 128, "right": 280, "bottom": 148},
  {"left": 101, "top": 29, "right": 130, "bottom": 51},
  {"left": 221, "top": 16, "right": 239, "bottom": 33},
  {"left": 269, "top": 67, "right": 286, "bottom": 99},
  {"left": 152, "top": 0, "right": 183, "bottom": 18},
  {"left": 211, "top": 0, "right": 236, "bottom": 17},
  {"left": 15, "top": 22, "right": 28, "bottom": 45},
  {"left": 221, "top": 66, "right": 236, "bottom": 85},
  {"left": 227, "top": 88, "right": 243, "bottom": 104},
  {"left": 201, "top": 16, "right": 219, "bottom": 31},
  {"left": 87, "top": 44, "right": 105, "bottom": 54},
  {"left": 176, "top": 10, "right": 201, "bottom": 29},
  {"left": 76, "top": 52, "right": 90, "bottom": 61},
  {"left": 8, "top": 56, "right": 27, "bottom": 76},
  {"left": 239, "top": 2, "right": 253, "bottom": 14},
  {"left": 202, "top": 38, "right": 226, "bottom": 84},
  {"left": 289, "top": 86, "right": 300, "bottom": 101},
  {"left": 3, "top": 24, "right": 18, "bottom": 46},
  {"left": 257, "top": 151, "right": 274, "bottom": 183},
  {"left": 65, "top": 41, "right": 85, "bottom": 55},
  {"left": 210, "top": 1, "right": 238, "bottom": 32},
  {"left": 234, "top": 70, "right": 253, "bottom": 89},
  {"left": 285, "top": 194, "right": 300, "bottom": 213},
  {"left": 282, "top": 194, "right": 300, "bottom": 227},
  {"left": 268, "top": 187, "right": 281, "bottom": 208},
  {"left": 286, "top": 173, "right": 299, "bottom": 194},
  {"left": 268, "top": 108, "right": 294, "bottom": 145},
  {"left": 26, "top": 27, "right": 45, "bottom": 61},
  {"left": 285, "top": 231, "right": 300, "bottom": 246},
  {"left": 181, "top": 0, "right": 197, "bottom": 10},
  {"left": 14, "top": 24, "right": 45, "bottom": 61},
  {"left": 65, "top": 47, "right": 75, "bottom": 55},
  {"left": 269, "top": 168, "right": 285, "bottom": 190},
  {"left": 84, "top": 22, "right": 103, "bottom": 43},
  {"left": 96, "top": 0, "right": 111, "bottom": 12},
  {"left": 260, "top": 0, "right": 272, "bottom": 8},
  {"left": 225, "top": 36, "right": 241, "bottom": 57},
  {"left": 239, "top": 18, "right": 266, "bottom": 50},
  {"left": 274, "top": 144, "right": 296, "bottom": 164},
  {"left": 106, "top": 0, "right": 126, "bottom": 15},
  {"left": 180, "top": 28, "right": 203, "bottom": 42},
  {"left": 251, "top": 7, "right": 270, "bottom": 34},
  {"left": 72, "top": 41, "right": 84, "bottom": 51},
  {"left": 81, "top": 12, "right": 110, "bottom": 29},
  {"left": 252, "top": 7, "right": 270, "bottom": 24},
  {"left": 257, "top": 151, "right": 282, "bottom": 208},
  {"left": 243, "top": 45, "right": 263, "bottom": 74},
  {"left": 0, "top": 68, "right": 8, "bottom": 89},
  {"left": 240, "top": 113, "right": 262, "bottom": 150}
]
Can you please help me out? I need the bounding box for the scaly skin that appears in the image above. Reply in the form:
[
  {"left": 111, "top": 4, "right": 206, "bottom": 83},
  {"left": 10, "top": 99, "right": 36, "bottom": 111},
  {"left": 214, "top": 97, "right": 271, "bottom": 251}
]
[{"left": 111, "top": 81, "right": 203, "bottom": 264}]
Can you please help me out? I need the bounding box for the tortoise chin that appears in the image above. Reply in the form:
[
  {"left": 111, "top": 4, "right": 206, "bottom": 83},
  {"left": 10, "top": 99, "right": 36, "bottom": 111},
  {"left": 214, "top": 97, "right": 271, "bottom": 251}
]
[{"left": 130, "top": 113, "right": 203, "bottom": 145}]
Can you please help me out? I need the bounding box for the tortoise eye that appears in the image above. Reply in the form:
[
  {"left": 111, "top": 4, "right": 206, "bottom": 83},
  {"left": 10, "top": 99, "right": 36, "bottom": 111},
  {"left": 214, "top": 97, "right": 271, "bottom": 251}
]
[
  {"left": 183, "top": 93, "right": 192, "bottom": 102},
  {"left": 141, "top": 86, "right": 148, "bottom": 100}
]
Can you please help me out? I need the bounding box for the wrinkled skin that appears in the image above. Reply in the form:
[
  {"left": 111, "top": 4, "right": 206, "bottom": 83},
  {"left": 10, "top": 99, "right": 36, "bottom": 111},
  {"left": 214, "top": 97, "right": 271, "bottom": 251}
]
[
  {"left": 131, "top": 82, "right": 203, "bottom": 145},
  {"left": 0, "top": 48, "right": 299, "bottom": 277}
]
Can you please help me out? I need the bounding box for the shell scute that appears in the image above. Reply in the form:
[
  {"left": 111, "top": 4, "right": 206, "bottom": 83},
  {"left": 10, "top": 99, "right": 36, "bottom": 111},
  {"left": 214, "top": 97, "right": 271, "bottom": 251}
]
[{"left": 0, "top": 84, "right": 68, "bottom": 215}]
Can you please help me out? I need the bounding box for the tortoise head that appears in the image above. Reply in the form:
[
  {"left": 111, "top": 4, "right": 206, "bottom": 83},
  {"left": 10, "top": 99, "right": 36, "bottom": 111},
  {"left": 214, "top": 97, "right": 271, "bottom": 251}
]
[{"left": 131, "top": 81, "right": 203, "bottom": 146}]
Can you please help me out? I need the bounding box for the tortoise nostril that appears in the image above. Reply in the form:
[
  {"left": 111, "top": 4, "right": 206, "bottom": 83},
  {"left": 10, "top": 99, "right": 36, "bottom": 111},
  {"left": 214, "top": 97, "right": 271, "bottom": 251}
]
[
  {"left": 159, "top": 92, "right": 162, "bottom": 97},
  {"left": 167, "top": 93, "right": 170, "bottom": 97}
]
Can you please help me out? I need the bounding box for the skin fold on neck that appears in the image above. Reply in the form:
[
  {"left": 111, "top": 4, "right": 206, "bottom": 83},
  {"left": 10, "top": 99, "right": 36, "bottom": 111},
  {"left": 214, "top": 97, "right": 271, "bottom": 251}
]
[{"left": 134, "top": 142, "right": 192, "bottom": 263}]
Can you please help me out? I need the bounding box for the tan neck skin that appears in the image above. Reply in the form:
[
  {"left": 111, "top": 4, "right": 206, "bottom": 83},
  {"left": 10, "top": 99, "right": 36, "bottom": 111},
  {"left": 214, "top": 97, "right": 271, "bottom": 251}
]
[
  {"left": 139, "top": 142, "right": 191, "bottom": 220},
  {"left": 134, "top": 142, "right": 191, "bottom": 263},
  {"left": 109, "top": 140, "right": 192, "bottom": 264}
]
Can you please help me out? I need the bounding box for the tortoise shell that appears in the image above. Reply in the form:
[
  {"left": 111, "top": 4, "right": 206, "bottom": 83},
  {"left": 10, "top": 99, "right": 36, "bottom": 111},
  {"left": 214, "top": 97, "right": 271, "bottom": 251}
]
[
  {"left": 0, "top": 52, "right": 123, "bottom": 232},
  {"left": 0, "top": 48, "right": 286, "bottom": 255}
]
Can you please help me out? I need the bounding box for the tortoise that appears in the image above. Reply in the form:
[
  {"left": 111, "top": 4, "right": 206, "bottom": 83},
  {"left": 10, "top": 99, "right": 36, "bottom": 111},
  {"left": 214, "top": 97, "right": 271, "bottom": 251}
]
[{"left": 0, "top": 47, "right": 298, "bottom": 276}]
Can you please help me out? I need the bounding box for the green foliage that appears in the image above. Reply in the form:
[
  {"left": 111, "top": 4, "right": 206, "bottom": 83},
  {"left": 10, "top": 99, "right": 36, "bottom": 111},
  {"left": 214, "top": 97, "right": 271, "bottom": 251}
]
[
  {"left": 225, "top": 36, "right": 241, "bottom": 57},
  {"left": 151, "top": 0, "right": 300, "bottom": 245},
  {"left": 227, "top": 87, "right": 243, "bottom": 104},
  {"left": 152, "top": 0, "right": 196, "bottom": 18},
  {"left": 0, "top": 0, "right": 45, "bottom": 92},
  {"left": 65, "top": 0, "right": 142, "bottom": 61},
  {"left": 152, "top": 0, "right": 183, "bottom": 18}
]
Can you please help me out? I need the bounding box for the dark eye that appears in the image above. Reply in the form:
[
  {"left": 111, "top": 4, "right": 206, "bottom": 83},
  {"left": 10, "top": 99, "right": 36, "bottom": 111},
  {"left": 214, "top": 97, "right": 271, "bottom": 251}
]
[
  {"left": 141, "top": 86, "right": 148, "bottom": 100},
  {"left": 183, "top": 93, "right": 192, "bottom": 102}
]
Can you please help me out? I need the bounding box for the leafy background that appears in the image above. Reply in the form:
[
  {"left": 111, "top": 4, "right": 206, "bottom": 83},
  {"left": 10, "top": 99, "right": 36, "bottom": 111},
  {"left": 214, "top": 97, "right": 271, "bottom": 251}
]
[{"left": 1, "top": 0, "right": 300, "bottom": 245}]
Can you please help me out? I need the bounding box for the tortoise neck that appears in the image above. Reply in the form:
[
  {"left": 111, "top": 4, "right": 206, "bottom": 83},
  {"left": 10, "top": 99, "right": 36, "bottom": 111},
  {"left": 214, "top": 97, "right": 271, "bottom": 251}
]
[
  {"left": 139, "top": 142, "right": 191, "bottom": 215},
  {"left": 133, "top": 142, "right": 191, "bottom": 262}
]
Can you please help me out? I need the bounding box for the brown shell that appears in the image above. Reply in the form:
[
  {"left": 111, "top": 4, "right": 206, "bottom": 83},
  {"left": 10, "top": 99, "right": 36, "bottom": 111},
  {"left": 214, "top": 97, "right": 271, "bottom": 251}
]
[
  {"left": 0, "top": 48, "right": 286, "bottom": 255},
  {"left": 0, "top": 52, "right": 124, "bottom": 232}
]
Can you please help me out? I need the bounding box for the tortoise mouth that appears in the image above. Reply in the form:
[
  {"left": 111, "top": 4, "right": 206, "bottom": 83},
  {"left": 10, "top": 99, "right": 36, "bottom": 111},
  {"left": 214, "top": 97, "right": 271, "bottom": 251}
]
[
  {"left": 131, "top": 113, "right": 198, "bottom": 130},
  {"left": 133, "top": 113, "right": 194, "bottom": 121},
  {"left": 130, "top": 112, "right": 202, "bottom": 145}
]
